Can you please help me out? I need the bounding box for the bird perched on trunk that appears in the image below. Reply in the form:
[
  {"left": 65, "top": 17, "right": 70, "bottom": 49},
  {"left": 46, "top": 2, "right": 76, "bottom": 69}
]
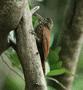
[{"left": 34, "top": 13, "right": 53, "bottom": 74}]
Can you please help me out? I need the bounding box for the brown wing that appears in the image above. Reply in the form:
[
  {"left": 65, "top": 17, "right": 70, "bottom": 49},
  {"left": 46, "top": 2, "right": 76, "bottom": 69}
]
[{"left": 42, "top": 27, "right": 50, "bottom": 60}]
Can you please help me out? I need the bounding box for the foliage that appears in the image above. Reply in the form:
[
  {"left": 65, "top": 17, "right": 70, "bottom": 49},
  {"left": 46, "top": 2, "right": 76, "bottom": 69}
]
[
  {"left": 48, "top": 47, "right": 62, "bottom": 70},
  {"left": 46, "top": 47, "right": 66, "bottom": 80},
  {"left": 48, "top": 86, "right": 56, "bottom": 90},
  {"left": 47, "top": 68, "right": 65, "bottom": 77},
  {"left": 5, "top": 48, "right": 21, "bottom": 69},
  {"left": 72, "top": 73, "right": 83, "bottom": 90},
  {"left": 3, "top": 74, "right": 24, "bottom": 90},
  {"left": 32, "top": 16, "right": 39, "bottom": 27}
]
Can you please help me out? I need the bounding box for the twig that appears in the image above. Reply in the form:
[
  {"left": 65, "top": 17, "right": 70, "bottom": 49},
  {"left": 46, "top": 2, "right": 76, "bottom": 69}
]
[
  {"left": 31, "top": 6, "right": 40, "bottom": 15},
  {"left": 46, "top": 77, "right": 67, "bottom": 90}
]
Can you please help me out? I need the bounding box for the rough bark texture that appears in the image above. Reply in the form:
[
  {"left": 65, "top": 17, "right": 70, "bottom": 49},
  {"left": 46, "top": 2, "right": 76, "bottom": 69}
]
[
  {"left": 55, "top": 0, "right": 83, "bottom": 90},
  {"left": 0, "top": 0, "right": 25, "bottom": 55},
  {"left": 16, "top": 0, "right": 47, "bottom": 90}
]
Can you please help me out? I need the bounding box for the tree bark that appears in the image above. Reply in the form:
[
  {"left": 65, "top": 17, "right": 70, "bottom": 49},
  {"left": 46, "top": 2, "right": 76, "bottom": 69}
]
[
  {"left": 55, "top": 0, "right": 83, "bottom": 90},
  {"left": 16, "top": 0, "right": 47, "bottom": 90},
  {"left": 0, "top": 0, "right": 25, "bottom": 55}
]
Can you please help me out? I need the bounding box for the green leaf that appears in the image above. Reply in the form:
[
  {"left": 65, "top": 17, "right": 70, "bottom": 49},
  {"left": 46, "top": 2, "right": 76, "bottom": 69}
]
[
  {"left": 47, "top": 68, "right": 66, "bottom": 76},
  {"left": 48, "top": 47, "right": 62, "bottom": 70},
  {"left": 48, "top": 47, "right": 61, "bottom": 63},
  {"left": 32, "top": 16, "right": 38, "bottom": 27}
]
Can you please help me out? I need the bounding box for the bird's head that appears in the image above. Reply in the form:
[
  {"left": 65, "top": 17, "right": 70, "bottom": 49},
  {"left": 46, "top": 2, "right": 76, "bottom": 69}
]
[{"left": 44, "top": 18, "right": 53, "bottom": 30}]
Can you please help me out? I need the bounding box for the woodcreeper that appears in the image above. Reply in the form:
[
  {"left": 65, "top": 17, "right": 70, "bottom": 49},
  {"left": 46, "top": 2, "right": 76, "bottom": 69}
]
[{"left": 34, "top": 13, "right": 53, "bottom": 73}]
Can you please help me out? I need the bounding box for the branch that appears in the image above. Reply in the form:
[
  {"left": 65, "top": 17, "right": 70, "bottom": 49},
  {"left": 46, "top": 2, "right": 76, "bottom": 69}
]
[
  {"left": 16, "top": 0, "right": 47, "bottom": 90},
  {"left": 46, "top": 77, "right": 67, "bottom": 90},
  {"left": 31, "top": 6, "right": 40, "bottom": 15},
  {"left": 55, "top": 0, "right": 83, "bottom": 90}
]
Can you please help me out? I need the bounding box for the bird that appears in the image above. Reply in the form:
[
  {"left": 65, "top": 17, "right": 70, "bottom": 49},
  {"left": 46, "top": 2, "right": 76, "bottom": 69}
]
[{"left": 34, "top": 14, "right": 53, "bottom": 74}]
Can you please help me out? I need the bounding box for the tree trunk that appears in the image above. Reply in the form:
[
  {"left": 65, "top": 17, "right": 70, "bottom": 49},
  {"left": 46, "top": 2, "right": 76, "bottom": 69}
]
[
  {"left": 0, "top": 0, "right": 47, "bottom": 90},
  {"left": 16, "top": 0, "right": 47, "bottom": 90},
  {"left": 55, "top": 0, "right": 83, "bottom": 90},
  {"left": 0, "top": 0, "right": 25, "bottom": 55}
]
